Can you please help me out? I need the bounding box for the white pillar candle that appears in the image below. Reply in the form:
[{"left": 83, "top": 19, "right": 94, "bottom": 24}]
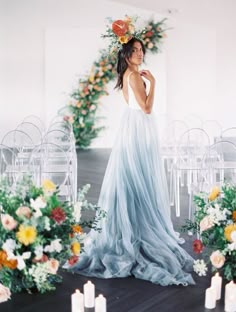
[
  {"left": 95, "top": 294, "right": 107, "bottom": 312},
  {"left": 205, "top": 286, "right": 216, "bottom": 309},
  {"left": 84, "top": 281, "right": 95, "bottom": 308},
  {"left": 225, "top": 281, "right": 236, "bottom": 301},
  {"left": 71, "top": 289, "right": 84, "bottom": 312},
  {"left": 211, "top": 272, "right": 222, "bottom": 300},
  {"left": 225, "top": 296, "right": 236, "bottom": 312}
]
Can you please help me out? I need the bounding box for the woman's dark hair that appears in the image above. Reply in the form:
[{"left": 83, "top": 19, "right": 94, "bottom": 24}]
[{"left": 115, "top": 37, "right": 145, "bottom": 89}]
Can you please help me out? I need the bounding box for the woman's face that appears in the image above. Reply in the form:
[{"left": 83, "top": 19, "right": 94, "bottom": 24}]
[{"left": 128, "top": 41, "right": 144, "bottom": 65}]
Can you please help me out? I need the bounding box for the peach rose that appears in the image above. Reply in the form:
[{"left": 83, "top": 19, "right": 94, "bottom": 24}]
[
  {"left": 1, "top": 214, "right": 18, "bottom": 231},
  {"left": 0, "top": 283, "right": 11, "bottom": 303},
  {"left": 16, "top": 206, "right": 31, "bottom": 219},
  {"left": 210, "top": 250, "right": 225, "bottom": 269},
  {"left": 199, "top": 216, "right": 214, "bottom": 232},
  {"left": 47, "top": 259, "right": 59, "bottom": 275},
  {"left": 148, "top": 42, "right": 154, "bottom": 49}
]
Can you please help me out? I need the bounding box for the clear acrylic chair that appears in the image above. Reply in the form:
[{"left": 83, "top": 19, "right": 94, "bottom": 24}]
[
  {"left": 160, "top": 120, "right": 189, "bottom": 173},
  {"left": 43, "top": 129, "right": 77, "bottom": 203},
  {"left": 1, "top": 129, "right": 35, "bottom": 172},
  {"left": 220, "top": 127, "right": 236, "bottom": 145},
  {"left": 0, "top": 144, "right": 19, "bottom": 186},
  {"left": 202, "top": 140, "right": 236, "bottom": 187},
  {"left": 16, "top": 121, "right": 43, "bottom": 145},
  {"left": 22, "top": 114, "right": 46, "bottom": 135},
  {"left": 170, "top": 128, "right": 210, "bottom": 218},
  {"left": 28, "top": 142, "right": 75, "bottom": 203}
]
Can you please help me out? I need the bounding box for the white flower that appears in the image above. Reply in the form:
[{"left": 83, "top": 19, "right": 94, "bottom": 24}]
[
  {"left": 193, "top": 259, "right": 208, "bottom": 276},
  {"left": 44, "top": 239, "right": 62, "bottom": 253},
  {"left": 7, "top": 252, "right": 31, "bottom": 271},
  {"left": 29, "top": 263, "right": 49, "bottom": 289},
  {"left": 0, "top": 283, "right": 11, "bottom": 303},
  {"left": 34, "top": 245, "right": 43, "bottom": 260},
  {"left": 228, "top": 242, "right": 236, "bottom": 251},
  {"left": 44, "top": 216, "right": 51, "bottom": 231},
  {"left": 231, "top": 230, "right": 236, "bottom": 242},
  {"left": 207, "top": 204, "right": 231, "bottom": 225},
  {"left": 30, "top": 196, "right": 46, "bottom": 218},
  {"left": 2, "top": 239, "right": 16, "bottom": 254},
  {"left": 73, "top": 202, "right": 82, "bottom": 222}
]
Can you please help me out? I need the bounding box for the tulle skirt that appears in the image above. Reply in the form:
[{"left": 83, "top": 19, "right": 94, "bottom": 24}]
[{"left": 72, "top": 107, "right": 195, "bottom": 286}]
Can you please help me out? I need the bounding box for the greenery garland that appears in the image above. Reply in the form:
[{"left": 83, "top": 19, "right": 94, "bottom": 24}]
[{"left": 63, "top": 17, "right": 168, "bottom": 149}]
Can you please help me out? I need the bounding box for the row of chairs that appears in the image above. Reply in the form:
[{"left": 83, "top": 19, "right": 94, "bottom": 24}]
[
  {"left": 0, "top": 114, "right": 77, "bottom": 203},
  {"left": 161, "top": 126, "right": 236, "bottom": 221}
]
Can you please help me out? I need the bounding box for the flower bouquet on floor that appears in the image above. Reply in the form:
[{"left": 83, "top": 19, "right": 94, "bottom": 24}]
[
  {"left": 0, "top": 176, "right": 105, "bottom": 302},
  {"left": 182, "top": 184, "right": 236, "bottom": 281}
]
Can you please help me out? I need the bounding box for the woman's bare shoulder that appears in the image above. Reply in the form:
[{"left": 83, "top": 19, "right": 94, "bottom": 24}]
[{"left": 129, "top": 71, "right": 145, "bottom": 87}]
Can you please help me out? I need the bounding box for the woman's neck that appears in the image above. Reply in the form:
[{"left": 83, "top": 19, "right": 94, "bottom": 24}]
[{"left": 128, "top": 65, "right": 139, "bottom": 72}]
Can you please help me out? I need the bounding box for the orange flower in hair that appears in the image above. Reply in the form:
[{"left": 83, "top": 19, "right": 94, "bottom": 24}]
[{"left": 112, "top": 20, "right": 128, "bottom": 37}]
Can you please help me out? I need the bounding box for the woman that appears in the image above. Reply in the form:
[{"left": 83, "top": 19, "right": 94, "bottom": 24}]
[{"left": 72, "top": 37, "right": 195, "bottom": 286}]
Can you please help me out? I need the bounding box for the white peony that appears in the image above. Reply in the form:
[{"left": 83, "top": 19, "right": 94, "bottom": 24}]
[{"left": 44, "top": 239, "right": 62, "bottom": 253}]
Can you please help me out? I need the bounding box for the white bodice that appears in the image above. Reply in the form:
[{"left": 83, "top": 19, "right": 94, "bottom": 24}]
[{"left": 127, "top": 72, "right": 142, "bottom": 111}]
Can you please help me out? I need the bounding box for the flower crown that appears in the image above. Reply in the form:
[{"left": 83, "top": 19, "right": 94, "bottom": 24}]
[{"left": 101, "top": 15, "right": 146, "bottom": 52}]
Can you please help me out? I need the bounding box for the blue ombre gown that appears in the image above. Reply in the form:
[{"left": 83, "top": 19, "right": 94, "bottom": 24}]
[{"left": 72, "top": 72, "right": 195, "bottom": 286}]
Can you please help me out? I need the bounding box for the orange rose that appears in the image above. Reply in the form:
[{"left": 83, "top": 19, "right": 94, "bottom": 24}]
[{"left": 112, "top": 20, "right": 128, "bottom": 37}]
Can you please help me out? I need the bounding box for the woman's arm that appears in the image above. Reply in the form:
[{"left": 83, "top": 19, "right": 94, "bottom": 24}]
[{"left": 129, "top": 70, "right": 155, "bottom": 114}]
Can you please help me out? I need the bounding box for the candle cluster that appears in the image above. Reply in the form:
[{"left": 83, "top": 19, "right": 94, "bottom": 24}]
[
  {"left": 205, "top": 273, "right": 236, "bottom": 311},
  {"left": 71, "top": 281, "right": 107, "bottom": 312}
]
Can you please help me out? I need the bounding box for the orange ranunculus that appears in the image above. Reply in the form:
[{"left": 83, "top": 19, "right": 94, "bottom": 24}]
[
  {"left": 232, "top": 211, "right": 236, "bottom": 222},
  {"left": 208, "top": 186, "right": 220, "bottom": 201},
  {"left": 4, "top": 258, "right": 17, "bottom": 270},
  {"left": 72, "top": 225, "right": 83, "bottom": 234},
  {"left": 112, "top": 20, "right": 128, "bottom": 37},
  {"left": 0, "top": 250, "right": 7, "bottom": 265}
]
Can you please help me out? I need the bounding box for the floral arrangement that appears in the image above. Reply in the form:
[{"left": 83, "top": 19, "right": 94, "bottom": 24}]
[
  {"left": 182, "top": 185, "right": 236, "bottom": 281},
  {"left": 63, "top": 16, "right": 168, "bottom": 148},
  {"left": 0, "top": 176, "right": 105, "bottom": 302}
]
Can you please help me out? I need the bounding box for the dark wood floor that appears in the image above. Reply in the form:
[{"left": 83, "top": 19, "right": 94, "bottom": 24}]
[{"left": 2, "top": 149, "right": 225, "bottom": 312}]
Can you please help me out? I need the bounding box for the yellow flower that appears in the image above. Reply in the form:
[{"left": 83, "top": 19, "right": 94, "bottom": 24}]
[
  {"left": 119, "top": 36, "right": 129, "bottom": 44},
  {"left": 224, "top": 223, "right": 236, "bottom": 242},
  {"left": 71, "top": 241, "right": 80, "bottom": 256},
  {"left": 208, "top": 186, "right": 220, "bottom": 201},
  {"left": 42, "top": 179, "right": 56, "bottom": 193},
  {"left": 16, "top": 225, "right": 37, "bottom": 246}
]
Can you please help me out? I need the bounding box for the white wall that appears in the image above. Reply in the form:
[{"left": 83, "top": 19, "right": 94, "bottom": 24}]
[
  {"left": 0, "top": 0, "right": 166, "bottom": 146},
  {"left": 1, "top": 0, "right": 236, "bottom": 146}
]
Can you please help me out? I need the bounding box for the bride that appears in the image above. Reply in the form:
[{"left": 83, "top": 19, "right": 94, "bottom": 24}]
[{"left": 71, "top": 22, "right": 195, "bottom": 286}]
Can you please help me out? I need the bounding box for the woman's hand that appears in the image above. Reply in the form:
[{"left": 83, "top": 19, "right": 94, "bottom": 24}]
[{"left": 139, "top": 70, "right": 155, "bottom": 84}]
